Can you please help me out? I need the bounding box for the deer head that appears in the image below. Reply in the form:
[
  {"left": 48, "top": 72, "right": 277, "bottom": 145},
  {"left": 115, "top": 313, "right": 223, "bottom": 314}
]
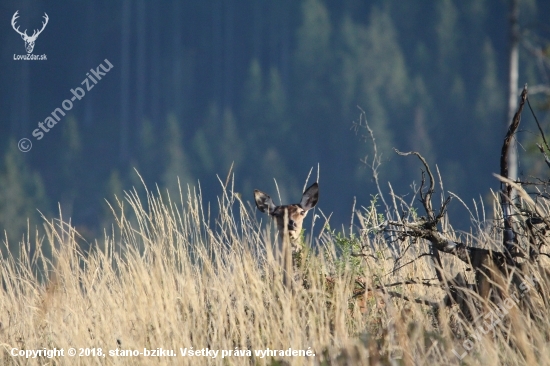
[
  {"left": 254, "top": 183, "right": 319, "bottom": 251},
  {"left": 12, "top": 11, "right": 49, "bottom": 54}
]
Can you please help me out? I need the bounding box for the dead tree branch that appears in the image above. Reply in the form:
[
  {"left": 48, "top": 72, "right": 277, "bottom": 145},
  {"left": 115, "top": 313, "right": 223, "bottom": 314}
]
[
  {"left": 394, "top": 150, "right": 436, "bottom": 222},
  {"left": 393, "top": 149, "right": 448, "bottom": 283},
  {"left": 500, "top": 85, "right": 528, "bottom": 254}
]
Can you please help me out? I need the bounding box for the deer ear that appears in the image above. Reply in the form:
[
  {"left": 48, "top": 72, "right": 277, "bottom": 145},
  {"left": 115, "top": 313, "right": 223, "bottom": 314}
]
[
  {"left": 300, "top": 183, "right": 319, "bottom": 211},
  {"left": 254, "top": 190, "right": 276, "bottom": 214}
]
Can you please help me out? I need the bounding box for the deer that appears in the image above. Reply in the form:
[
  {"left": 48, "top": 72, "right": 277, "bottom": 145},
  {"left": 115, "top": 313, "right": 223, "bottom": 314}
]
[
  {"left": 12, "top": 11, "right": 49, "bottom": 54},
  {"left": 254, "top": 183, "right": 376, "bottom": 312},
  {"left": 254, "top": 183, "right": 319, "bottom": 287},
  {"left": 254, "top": 182, "right": 319, "bottom": 253}
]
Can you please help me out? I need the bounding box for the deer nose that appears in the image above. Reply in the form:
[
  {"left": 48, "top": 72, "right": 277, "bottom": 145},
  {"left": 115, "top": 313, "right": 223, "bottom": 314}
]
[{"left": 287, "top": 220, "right": 297, "bottom": 230}]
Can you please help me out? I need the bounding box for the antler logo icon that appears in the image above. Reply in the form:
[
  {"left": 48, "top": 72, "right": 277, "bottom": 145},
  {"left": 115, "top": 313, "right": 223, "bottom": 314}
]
[{"left": 11, "top": 10, "right": 49, "bottom": 54}]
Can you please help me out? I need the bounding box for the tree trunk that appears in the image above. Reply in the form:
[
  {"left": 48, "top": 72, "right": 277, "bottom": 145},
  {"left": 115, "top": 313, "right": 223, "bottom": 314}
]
[{"left": 506, "top": 0, "right": 519, "bottom": 184}]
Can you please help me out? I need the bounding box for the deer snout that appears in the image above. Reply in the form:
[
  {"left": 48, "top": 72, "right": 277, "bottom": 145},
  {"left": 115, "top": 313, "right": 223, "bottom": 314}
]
[{"left": 287, "top": 219, "right": 297, "bottom": 231}]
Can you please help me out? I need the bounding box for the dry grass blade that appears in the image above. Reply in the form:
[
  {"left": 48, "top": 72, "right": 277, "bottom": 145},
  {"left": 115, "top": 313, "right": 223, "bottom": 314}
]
[{"left": 1, "top": 178, "right": 550, "bottom": 365}]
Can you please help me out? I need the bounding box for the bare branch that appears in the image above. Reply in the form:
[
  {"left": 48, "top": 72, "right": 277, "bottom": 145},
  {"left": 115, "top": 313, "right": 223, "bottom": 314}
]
[
  {"left": 394, "top": 149, "right": 435, "bottom": 221},
  {"left": 500, "top": 85, "right": 528, "bottom": 254},
  {"left": 356, "top": 107, "right": 390, "bottom": 213},
  {"left": 435, "top": 196, "right": 452, "bottom": 223},
  {"left": 501, "top": 85, "right": 527, "bottom": 181},
  {"left": 390, "top": 253, "right": 432, "bottom": 274}
]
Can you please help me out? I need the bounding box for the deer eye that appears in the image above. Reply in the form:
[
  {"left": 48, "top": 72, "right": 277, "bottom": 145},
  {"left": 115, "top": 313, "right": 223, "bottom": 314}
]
[{"left": 300, "top": 210, "right": 306, "bottom": 215}]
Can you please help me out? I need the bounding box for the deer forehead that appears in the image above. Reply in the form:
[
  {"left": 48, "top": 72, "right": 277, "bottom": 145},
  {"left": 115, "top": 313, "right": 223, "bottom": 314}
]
[{"left": 271, "top": 205, "right": 307, "bottom": 220}]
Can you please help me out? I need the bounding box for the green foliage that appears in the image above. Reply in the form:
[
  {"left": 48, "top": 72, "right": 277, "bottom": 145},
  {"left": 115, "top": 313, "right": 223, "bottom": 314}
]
[
  {"left": 101, "top": 169, "right": 125, "bottom": 236},
  {"left": 265, "top": 67, "right": 289, "bottom": 135},
  {"left": 219, "top": 109, "right": 245, "bottom": 172},
  {"left": 138, "top": 118, "right": 162, "bottom": 182},
  {"left": 162, "top": 114, "right": 194, "bottom": 196},
  {"left": 192, "top": 103, "right": 246, "bottom": 178},
  {"left": 59, "top": 116, "right": 82, "bottom": 216},
  {"left": 337, "top": 6, "right": 414, "bottom": 183},
  {"left": 331, "top": 231, "right": 364, "bottom": 277},
  {"left": 323, "top": 223, "right": 365, "bottom": 280},
  {"left": 293, "top": 0, "right": 334, "bottom": 122},
  {"left": 241, "top": 58, "right": 263, "bottom": 131},
  {"left": 325, "top": 194, "right": 389, "bottom": 284},
  {"left": 0, "top": 140, "right": 48, "bottom": 256},
  {"left": 435, "top": 0, "right": 459, "bottom": 75}
]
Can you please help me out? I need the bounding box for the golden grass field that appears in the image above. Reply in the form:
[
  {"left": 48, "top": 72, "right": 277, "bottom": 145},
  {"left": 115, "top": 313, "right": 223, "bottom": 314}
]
[{"left": 1, "top": 180, "right": 550, "bottom": 365}]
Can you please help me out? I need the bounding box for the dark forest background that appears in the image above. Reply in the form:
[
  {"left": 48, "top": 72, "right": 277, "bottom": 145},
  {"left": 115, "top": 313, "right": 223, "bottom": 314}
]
[{"left": 0, "top": 0, "right": 549, "bottom": 253}]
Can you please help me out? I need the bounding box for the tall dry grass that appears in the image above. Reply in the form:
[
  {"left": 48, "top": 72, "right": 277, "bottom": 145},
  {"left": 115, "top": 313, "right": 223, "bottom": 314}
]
[{"left": 1, "top": 180, "right": 550, "bottom": 365}]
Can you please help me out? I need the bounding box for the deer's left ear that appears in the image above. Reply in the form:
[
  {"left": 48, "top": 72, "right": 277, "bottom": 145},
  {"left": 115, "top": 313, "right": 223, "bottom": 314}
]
[
  {"left": 300, "top": 183, "right": 319, "bottom": 211},
  {"left": 254, "top": 190, "right": 277, "bottom": 214}
]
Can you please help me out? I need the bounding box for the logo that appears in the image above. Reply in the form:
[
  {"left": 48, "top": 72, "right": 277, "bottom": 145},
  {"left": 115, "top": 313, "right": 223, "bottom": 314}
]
[{"left": 12, "top": 10, "right": 48, "bottom": 60}]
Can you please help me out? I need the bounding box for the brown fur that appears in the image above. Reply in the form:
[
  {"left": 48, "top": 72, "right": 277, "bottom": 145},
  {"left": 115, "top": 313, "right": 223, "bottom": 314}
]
[{"left": 254, "top": 183, "right": 319, "bottom": 252}]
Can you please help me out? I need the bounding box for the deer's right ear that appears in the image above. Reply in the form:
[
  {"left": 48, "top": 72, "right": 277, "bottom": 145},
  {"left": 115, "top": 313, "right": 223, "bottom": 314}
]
[{"left": 254, "top": 190, "right": 276, "bottom": 214}]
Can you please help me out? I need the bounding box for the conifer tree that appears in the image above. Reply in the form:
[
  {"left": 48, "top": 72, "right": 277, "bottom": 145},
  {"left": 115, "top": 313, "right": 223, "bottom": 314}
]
[
  {"left": 162, "top": 114, "right": 194, "bottom": 198},
  {"left": 0, "top": 140, "right": 48, "bottom": 257}
]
